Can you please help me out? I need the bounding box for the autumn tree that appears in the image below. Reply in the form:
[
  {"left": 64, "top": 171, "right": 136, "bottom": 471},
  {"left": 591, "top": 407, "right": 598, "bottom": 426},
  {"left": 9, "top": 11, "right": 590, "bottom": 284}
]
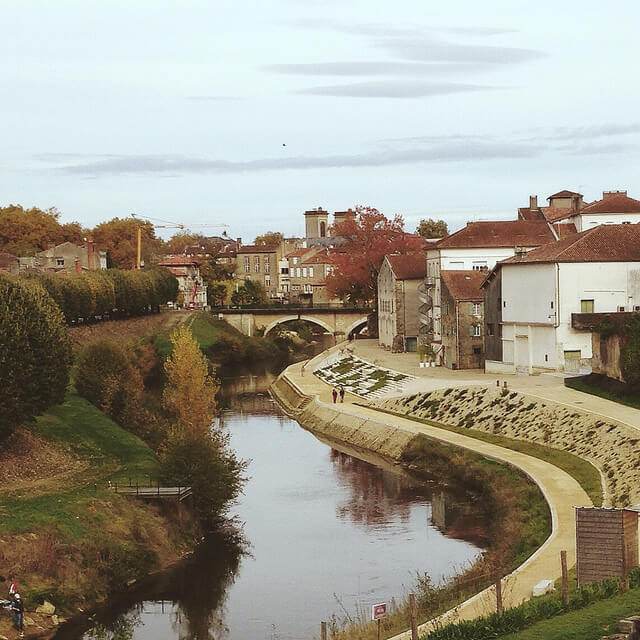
[
  {"left": 254, "top": 231, "right": 284, "bottom": 246},
  {"left": 231, "top": 279, "right": 268, "bottom": 306},
  {"left": 326, "top": 206, "right": 424, "bottom": 304},
  {"left": 164, "top": 232, "right": 205, "bottom": 255},
  {"left": 92, "top": 217, "right": 161, "bottom": 269},
  {"left": 416, "top": 218, "right": 449, "bottom": 239},
  {"left": 0, "top": 205, "right": 85, "bottom": 256},
  {"left": 162, "top": 326, "right": 219, "bottom": 438}
]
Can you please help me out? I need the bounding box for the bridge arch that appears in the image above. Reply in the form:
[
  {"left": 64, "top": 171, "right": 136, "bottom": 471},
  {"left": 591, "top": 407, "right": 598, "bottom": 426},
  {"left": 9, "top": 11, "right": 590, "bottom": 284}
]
[
  {"left": 263, "top": 315, "right": 335, "bottom": 336},
  {"left": 345, "top": 317, "right": 369, "bottom": 338}
]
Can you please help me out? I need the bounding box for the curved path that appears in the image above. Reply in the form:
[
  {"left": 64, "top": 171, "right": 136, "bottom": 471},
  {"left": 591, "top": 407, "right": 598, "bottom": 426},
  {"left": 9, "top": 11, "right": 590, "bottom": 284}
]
[{"left": 283, "top": 349, "right": 592, "bottom": 637}]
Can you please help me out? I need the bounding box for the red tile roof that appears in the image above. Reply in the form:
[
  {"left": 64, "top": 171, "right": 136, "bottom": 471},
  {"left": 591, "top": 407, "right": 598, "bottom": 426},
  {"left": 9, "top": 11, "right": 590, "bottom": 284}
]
[
  {"left": 501, "top": 224, "right": 640, "bottom": 264},
  {"left": 435, "top": 221, "right": 555, "bottom": 249},
  {"left": 385, "top": 253, "right": 426, "bottom": 280},
  {"left": 518, "top": 207, "right": 545, "bottom": 221},
  {"left": 303, "top": 252, "right": 330, "bottom": 265},
  {"left": 580, "top": 192, "right": 640, "bottom": 214},
  {"left": 441, "top": 270, "right": 485, "bottom": 301},
  {"left": 540, "top": 207, "right": 576, "bottom": 223},
  {"left": 236, "top": 244, "right": 279, "bottom": 254},
  {"left": 157, "top": 255, "right": 201, "bottom": 266},
  {"left": 286, "top": 247, "right": 313, "bottom": 259},
  {"left": 552, "top": 223, "right": 578, "bottom": 239},
  {"left": 548, "top": 190, "right": 583, "bottom": 199}
]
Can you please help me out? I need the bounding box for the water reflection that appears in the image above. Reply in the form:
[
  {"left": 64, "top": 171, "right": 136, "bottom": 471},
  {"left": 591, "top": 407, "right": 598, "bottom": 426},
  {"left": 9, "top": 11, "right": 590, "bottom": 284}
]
[{"left": 58, "top": 372, "right": 487, "bottom": 640}]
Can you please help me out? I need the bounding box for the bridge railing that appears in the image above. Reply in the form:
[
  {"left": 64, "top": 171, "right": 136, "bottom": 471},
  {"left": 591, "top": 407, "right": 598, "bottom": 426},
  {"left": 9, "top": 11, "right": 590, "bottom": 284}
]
[{"left": 210, "top": 303, "right": 373, "bottom": 312}]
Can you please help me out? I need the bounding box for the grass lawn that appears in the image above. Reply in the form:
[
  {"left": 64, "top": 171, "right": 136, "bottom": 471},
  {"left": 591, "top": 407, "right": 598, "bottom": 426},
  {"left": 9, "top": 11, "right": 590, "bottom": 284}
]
[
  {"left": 367, "top": 405, "right": 603, "bottom": 506},
  {"left": 566, "top": 377, "right": 640, "bottom": 411},
  {"left": 500, "top": 588, "right": 640, "bottom": 640},
  {"left": 0, "top": 387, "right": 158, "bottom": 540}
]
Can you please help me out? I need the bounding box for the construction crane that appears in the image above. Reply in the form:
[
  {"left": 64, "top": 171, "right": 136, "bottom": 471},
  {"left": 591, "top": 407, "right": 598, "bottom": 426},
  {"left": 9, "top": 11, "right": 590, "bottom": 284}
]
[{"left": 131, "top": 214, "right": 229, "bottom": 269}]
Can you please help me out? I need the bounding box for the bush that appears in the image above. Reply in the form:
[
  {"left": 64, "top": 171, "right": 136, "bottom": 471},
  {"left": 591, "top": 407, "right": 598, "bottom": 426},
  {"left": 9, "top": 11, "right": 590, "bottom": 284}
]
[
  {"left": 0, "top": 275, "right": 72, "bottom": 438},
  {"left": 621, "top": 315, "right": 640, "bottom": 389}
]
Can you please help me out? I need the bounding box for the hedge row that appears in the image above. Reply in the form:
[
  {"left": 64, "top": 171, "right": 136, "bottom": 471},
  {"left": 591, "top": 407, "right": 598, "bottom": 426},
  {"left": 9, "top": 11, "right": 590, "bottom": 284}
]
[{"left": 20, "top": 267, "right": 178, "bottom": 324}]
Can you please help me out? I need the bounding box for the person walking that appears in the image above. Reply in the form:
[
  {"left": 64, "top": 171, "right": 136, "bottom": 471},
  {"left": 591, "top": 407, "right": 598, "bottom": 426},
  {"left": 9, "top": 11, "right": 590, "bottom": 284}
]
[
  {"left": 339, "top": 386, "right": 345, "bottom": 403},
  {"left": 8, "top": 575, "right": 18, "bottom": 598},
  {"left": 332, "top": 388, "right": 338, "bottom": 404},
  {"left": 10, "top": 592, "right": 24, "bottom": 635}
]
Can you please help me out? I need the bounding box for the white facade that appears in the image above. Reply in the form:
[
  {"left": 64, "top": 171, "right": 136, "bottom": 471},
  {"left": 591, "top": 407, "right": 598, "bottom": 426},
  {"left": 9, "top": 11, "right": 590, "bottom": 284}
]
[
  {"left": 499, "top": 261, "right": 640, "bottom": 373},
  {"left": 426, "top": 246, "right": 538, "bottom": 342},
  {"left": 575, "top": 213, "right": 640, "bottom": 232}
]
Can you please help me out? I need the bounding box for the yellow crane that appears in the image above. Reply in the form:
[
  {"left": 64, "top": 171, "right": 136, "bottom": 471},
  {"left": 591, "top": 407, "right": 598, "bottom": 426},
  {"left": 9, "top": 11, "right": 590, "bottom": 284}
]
[{"left": 131, "top": 214, "right": 229, "bottom": 269}]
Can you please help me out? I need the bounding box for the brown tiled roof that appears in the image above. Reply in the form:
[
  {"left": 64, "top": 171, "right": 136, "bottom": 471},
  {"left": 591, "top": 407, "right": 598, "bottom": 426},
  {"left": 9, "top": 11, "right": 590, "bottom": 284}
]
[
  {"left": 303, "top": 251, "right": 330, "bottom": 265},
  {"left": 385, "top": 253, "right": 426, "bottom": 280},
  {"left": 157, "top": 255, "right": 201, "bottom": 266},
  {"left": 501, "top": 224, "right": 640, "bottom": 264},
  {"left": 441, "top": 270, "right": 485, "bottom": 301},
  {"left": 286, "top": 247, "right": 313, "bottom": 259},
  {"left": 552, "top": 223, "right": 578, "bottom": 239},
  {"left": 435, "top": 221, "right": 555, "bottom": 249},
  {"left": 580, "top": 192, "right": 640, "bottom": 214},
  {"left": 236, "top": 244, "right": 279, "bottom": 254},
  {"left": 548, "top": 189, "right": 583, "bottom": 199},
  {"left": 540, "top": 207, "right": 576, "bottom": 223},
  {"left": 518, "top": 207, "right": 545, "bottom": 221}
]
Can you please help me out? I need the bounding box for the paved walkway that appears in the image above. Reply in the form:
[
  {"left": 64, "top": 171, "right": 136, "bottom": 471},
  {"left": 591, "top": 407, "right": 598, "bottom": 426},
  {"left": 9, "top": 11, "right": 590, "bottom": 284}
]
[
  {"left": 348, "top": 340, "right": 640, "bottom": 432},
  {"left": 287, "top": 345, "right": 595, "bottom": 637}
]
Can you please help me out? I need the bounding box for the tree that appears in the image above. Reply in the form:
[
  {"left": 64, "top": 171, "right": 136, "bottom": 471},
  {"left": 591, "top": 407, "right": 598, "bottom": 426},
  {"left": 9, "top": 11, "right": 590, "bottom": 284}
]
[
  {"left": 92, "top": 217, "right": 161, "bottom": 269},
  {"left": 0, "top": 204, "right": 84, "bottom": 256},
  {"left": 164, "top": 232, "right": 205, "bottom": 255},
  {"left": 0, "top": 275, "right": 72, "bottom": 438},
  {"left": 163, "top": 326, "right": 219, "bottom": 438},
  {"left": 326, "top": 205, "right": 424, "bottom": 304},
  {"left": 416, "top": 218, "right": 449, "bottom": 239},
  {"left": 253, "top": 231, "right": 283, "bottom": 246},
  {"left": 231, "top": 280, "right": 268, "bottom": 306},
  {"left": 622, "top": 316, "right": 640, "bottom": 389}
]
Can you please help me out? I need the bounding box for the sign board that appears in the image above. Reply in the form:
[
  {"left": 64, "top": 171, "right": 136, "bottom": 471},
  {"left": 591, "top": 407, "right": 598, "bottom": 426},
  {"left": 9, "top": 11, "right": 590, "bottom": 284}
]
[{"left": 371, "top": 603, "right": 387, "bottom": 620}]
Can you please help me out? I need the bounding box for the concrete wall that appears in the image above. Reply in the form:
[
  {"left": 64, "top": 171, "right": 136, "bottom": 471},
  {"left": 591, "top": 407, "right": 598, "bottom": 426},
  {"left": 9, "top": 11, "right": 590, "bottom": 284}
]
[
  {"left": 483, "top": 270, "right": 502, "bottom": 363},
  {"left": 378, "top": 259, "right": 397, "bottom": 348}
]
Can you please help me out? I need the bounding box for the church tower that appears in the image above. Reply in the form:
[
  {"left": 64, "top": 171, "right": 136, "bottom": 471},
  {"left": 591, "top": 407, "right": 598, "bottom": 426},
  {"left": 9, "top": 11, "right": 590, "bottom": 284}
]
[{"left": 304, "top": 207, "right": 329, "bottom": 239}]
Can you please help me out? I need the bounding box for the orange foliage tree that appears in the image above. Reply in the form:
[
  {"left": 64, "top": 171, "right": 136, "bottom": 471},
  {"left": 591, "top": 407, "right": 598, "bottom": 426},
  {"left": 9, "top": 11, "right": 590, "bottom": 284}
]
[{"left": 326, "top": 206, "right": 424, "bottom": 304}]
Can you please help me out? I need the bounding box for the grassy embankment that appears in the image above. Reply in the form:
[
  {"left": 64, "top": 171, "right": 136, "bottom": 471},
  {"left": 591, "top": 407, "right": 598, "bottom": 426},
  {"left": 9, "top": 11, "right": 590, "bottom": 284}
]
[
  {"left": 565, "top": 374, "right": 640, "bottom": 411},
  {"left": 0, "top": 386, "right": 196, "bottom": 621}
]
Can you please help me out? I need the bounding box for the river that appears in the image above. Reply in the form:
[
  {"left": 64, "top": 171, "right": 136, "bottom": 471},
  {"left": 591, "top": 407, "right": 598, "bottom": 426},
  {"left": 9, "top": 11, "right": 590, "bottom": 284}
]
[{"left": 55, "top": 368, "right": 488, "bottom": 640}]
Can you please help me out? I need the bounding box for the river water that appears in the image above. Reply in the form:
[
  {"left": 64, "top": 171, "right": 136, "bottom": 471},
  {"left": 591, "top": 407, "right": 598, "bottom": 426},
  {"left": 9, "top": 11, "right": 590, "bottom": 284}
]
[{"left": 55, "top": 369, "right": 488, "bottom": 640}]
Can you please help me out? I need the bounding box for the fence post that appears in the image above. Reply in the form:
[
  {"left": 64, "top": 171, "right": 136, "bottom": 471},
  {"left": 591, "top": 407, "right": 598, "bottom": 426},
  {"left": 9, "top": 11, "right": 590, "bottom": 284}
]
[
  {"left": 409, "top": 592, "right": 418, "bottom": 640},
  {"left": 320, "top": 621, "right": 327, "bottom": 640},
  {"left": 495, "top": 573, "right": 503, "bottom": 615},
  {"left": 561, "top": 550, "right": 568, "bottom": 605}
]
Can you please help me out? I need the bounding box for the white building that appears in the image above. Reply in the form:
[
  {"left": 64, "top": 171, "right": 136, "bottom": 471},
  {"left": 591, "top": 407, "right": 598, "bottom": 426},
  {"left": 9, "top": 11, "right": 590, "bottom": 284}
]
[
  {"left": 491, "top": 224, "right": 640, "bottom": 374},
  {"left": 156, "top": 255, "right": 208, "bottom": 308},
  {"left": 421, "top": 221, "right": 556, "bottom": 360}
]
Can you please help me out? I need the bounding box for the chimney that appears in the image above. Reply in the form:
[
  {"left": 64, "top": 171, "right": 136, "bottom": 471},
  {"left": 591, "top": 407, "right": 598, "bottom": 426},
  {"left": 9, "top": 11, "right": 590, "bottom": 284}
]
[
  {"left": 86, "top": 240, "right": 95, "bottom": 270},
  {"left": 603, "top": 190, "right": 627, "bottom": 199},
  {"left": 236, "top": 237, "right": 242, "bottom": 247},
  {"left": 571, "top": 194, "right": 580, "bottom": 213},
  {"left": 514, "top": 246, "right": 527, "bottom": 258},
  {"left": 75, "top": 258, "right": 82, "bottom": 273},
  {"left": 529, "top": 195, "right": 538, "bottom": 210}
]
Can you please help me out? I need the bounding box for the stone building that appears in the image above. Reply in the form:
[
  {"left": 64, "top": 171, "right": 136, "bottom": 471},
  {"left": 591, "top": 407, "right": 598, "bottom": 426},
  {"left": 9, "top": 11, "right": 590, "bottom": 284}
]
[
  {"left": 377, "top": 253, "right": 426, "bottom": 352},
  {"left": 440, "top": 270, "right": 485, "bottom": 369},
  {"left": 286, "top": 246, "right": 336, "bottom": 304},
  {"left": 0, "top": 252, "right": 19, "bottom": 274},
  {"left": 235, "top": 244, "right": 282, "bottom": 298},
  {"left": 157, "top": 255, "right": 208, "bottom": 308},
  {"left": 19, "top": 241, "right": 106, "bottom": 274},
  {"left": 481, "top": 266, "right": 503, "bottom": 363}
]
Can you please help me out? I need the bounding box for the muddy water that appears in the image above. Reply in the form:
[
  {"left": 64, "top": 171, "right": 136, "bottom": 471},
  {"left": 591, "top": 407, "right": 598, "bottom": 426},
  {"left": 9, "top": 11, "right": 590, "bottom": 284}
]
[{"left": 56, "top": 371, "right": 487, "bottom": 640}]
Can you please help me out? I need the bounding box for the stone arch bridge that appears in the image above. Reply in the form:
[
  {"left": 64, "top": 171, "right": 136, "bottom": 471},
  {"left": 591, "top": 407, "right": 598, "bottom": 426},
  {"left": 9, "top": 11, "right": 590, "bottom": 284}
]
[{"left": 213, "top": 305, "right": 371, "bottom": 341}]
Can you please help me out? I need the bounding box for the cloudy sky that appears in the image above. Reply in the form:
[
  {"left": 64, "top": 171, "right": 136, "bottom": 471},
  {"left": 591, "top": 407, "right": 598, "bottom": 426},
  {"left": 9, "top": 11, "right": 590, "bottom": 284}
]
[{"left": 3, "top": 0, "right": 640, "bottom": 240}]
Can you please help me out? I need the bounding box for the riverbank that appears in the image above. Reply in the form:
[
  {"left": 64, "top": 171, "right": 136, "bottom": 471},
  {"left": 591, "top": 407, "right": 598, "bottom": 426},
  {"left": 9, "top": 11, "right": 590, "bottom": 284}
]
[{"left": 270, "top": 346, "right": 592, "bottom": 638}]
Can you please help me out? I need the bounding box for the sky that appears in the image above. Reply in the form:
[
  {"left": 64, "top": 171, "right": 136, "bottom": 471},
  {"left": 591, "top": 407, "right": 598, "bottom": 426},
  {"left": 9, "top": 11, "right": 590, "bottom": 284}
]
[{"left": 3, "top": 0, "right": 640, "bottom": 241}]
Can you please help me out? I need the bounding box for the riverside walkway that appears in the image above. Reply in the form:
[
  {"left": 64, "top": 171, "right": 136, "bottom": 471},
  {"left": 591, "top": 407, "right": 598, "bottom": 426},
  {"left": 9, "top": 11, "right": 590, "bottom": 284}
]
[{"left": 282, "top": 343, "right": 594, "bottom": 637}]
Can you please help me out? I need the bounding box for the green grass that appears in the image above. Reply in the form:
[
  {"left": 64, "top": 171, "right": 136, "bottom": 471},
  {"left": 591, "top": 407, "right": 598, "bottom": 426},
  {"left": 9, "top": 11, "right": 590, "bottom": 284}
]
[
  {"left": 366, "top": 405, "right": 603, "bottom": 506},
  {"left": 0, "top": 387, "right": 158, "bottom": 540},
  {"left": 566, "top": 377, "right": 640, "bottom": 411},
  {"left": 500, "top": 587, "right": 640, "bottom": 640}
]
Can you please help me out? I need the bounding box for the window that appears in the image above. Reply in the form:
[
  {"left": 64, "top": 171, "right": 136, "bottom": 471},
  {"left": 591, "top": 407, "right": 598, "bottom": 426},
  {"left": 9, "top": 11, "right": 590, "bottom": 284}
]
[
  {"left": 302, "top": 267, "right": 307, "bottom": 277},
  {"left": 264, "top": 258, "right": 270, "bottom": 273},
  {"left": 473, "top": 346, "right": 482, "bottom": 355},
  {"left": 244, "top": 256, "right": 250, "bottom": 273},
  {"left": 56, "top": 258, "right": 64, "bottom": 266},
  {"left": 503, "top": 300, "right": 507, "bottom": 308},
  {"left": 618, "top": 306, "right": 626, "bottom": 312},
  {"left": 472, "top": 302, "right": 481, "bottom": 315},
  {"left": 296, "top": 267, "right": 301, "bottom": 277},
  {"left": 550, "top": 301, "right": 554, "bottom": 309},
  {"left": 472, "top": 261, "right": 487, "bottom": 271},
  {"left": 281, "top": 267, "right": 289, "bottom": 275},
  {"left": 580, "top": 299, "right": 594, "bottom": 313},
  {"left": 293, "top": 257, "right": 298, "bottom": 265},
  {"left": 265, "top": 275, "right": 271, "bottom": 287},
  {"left": 635, "top": 305, "right": 640, "bottom": 312},
  {"left": 254, "top": 257, "right": 260, "bottom": 273},
  {"left": 487, "top": 323, "right": 494, "bottom": 336},
  {"left": 471, "top": 325, "right": 481, "bottom": 337},
  {"left": 309, "top": 267, "right": 314, "bottom": 278}
]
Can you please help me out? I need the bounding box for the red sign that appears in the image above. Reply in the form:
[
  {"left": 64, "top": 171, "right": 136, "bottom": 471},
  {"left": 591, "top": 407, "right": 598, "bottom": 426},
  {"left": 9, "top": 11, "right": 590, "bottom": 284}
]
[{"left": 372, "top": 603, "right": 387, "bottom": 620}]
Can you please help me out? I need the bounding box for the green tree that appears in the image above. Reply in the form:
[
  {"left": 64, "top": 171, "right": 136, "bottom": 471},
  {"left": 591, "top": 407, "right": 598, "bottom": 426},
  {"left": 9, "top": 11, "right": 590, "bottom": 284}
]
[
  {"left": 231, "top": 280, "right": 268, "bottom": 306},
  {"left": 253, "top": 231, "right": 283, "bottom": 246},
  {"left": 164, "top": 232, "right": 205, "bottom": 255},
  {"left": 416, "top": 218, "right": 449, "bottom": 239},
  {"left": 0, "top": 275, "right": 72, "bottom": 438}
]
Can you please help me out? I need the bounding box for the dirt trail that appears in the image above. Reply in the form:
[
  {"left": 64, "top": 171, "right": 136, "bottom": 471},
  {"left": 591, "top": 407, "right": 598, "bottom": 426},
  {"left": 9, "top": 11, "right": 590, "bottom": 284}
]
[{"left": 67, "top": 310, "right": 192, "bottom": 352}]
